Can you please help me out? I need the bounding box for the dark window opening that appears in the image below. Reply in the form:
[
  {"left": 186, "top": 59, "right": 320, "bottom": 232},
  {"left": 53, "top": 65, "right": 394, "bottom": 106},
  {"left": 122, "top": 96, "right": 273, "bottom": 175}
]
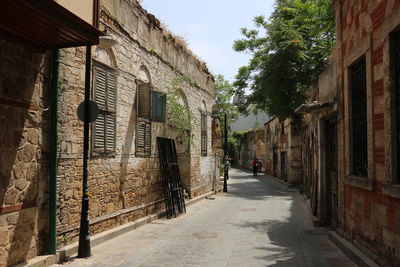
[
  {"left": 392, "top": 31, "right": 400, "bottom": 183},
  {"left": 350, "top": 57, "right": 368, "bottom": 177}
]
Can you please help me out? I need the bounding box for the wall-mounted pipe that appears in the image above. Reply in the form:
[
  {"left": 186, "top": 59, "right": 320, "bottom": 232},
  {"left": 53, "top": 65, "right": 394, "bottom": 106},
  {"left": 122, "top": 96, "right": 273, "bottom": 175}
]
[{"left": 49, "top": 49, "right": 60, "bottom": 254}]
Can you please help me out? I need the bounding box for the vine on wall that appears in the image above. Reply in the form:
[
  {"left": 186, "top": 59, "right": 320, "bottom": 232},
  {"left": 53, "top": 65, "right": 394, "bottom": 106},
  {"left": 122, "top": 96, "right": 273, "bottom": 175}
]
[{"left": 165, "top": 76, "right": 199, "bottom": 144}]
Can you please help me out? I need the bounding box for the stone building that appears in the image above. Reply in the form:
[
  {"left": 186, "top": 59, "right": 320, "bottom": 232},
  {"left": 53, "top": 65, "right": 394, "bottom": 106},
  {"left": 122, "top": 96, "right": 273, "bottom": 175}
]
[
  {"left": 0, "top": 1, "right": 103, "bottom": 266},
  {"left": 235, "top": 129, "right": 266, "bottom": 171},
  {"left": 55, "top": 0, "right": 218, "bottom": 249},
  {"left": 0, "top": 0, "right": 218, "bottom": 266},
  {"left": 264, "top": 116, "right": 302, "bottom": 184},
  {"left": 295, "top": 60, "right": 338, "bottom": 227},
  {"left": 332, "top": 0, "right": 400, "bottom": 265}
]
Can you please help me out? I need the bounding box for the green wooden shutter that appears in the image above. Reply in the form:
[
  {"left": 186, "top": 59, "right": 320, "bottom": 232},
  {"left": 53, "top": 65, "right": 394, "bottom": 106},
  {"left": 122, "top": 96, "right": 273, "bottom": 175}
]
[
  {"left": 137, "top": 83, "right": 150, "bottom": 119},
  {"left": 151, "top": 91, "right": 166, "bottom": 122},
  {"left": 136, "top": 120, "right": 151, "bottom": 156}
]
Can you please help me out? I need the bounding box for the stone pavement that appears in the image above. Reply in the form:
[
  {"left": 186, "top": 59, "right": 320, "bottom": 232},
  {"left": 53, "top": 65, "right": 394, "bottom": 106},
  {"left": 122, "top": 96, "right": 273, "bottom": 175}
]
[{"left": 55, "top": 168, "right": 356, "bottom": 267}]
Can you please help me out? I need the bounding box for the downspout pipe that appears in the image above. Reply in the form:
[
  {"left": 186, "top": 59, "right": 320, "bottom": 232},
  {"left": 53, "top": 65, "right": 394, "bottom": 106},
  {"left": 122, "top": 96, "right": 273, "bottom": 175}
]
[{"left": 49, "top": 49, "right": 60, "bottom": 254}]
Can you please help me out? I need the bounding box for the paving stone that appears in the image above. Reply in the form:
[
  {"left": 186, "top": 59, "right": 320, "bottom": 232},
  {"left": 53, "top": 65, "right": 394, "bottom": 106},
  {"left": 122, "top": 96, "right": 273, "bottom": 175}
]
[{"left": 52, "top": 169, "right": 356, "bottom": 267}]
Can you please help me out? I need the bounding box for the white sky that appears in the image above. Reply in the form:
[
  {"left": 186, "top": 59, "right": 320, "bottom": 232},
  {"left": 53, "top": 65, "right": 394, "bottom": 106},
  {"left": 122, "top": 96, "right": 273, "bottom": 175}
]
[{"left": 141, "top": 0, "right": 275, "bottom": 83}]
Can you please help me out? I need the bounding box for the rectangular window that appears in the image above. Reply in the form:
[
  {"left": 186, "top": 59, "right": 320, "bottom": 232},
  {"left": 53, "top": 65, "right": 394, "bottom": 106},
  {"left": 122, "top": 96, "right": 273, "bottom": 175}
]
[
  {"left": 201, "top": 113, "right": 207, "bottom": 156},
  {"left": 392, "top": 31, "right": 400, "bottom": 183},
  {"left": 135, "top": 83, "right": 166, "bottom": 156},
  {"left": 151, "top": 90, "right": 166, "bottom": 122},
  {"left": 92, "top": 63, "right": 117, "bottom": 155},
  {"left": 350, "top": 57, "right": 368, "bottom": 177}
]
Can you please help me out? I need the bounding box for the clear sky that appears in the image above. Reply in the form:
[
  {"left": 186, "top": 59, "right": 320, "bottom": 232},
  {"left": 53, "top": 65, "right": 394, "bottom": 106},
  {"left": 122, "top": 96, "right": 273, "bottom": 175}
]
[{"left": 140, "top": 0, "right": 275, "bottom": 83}]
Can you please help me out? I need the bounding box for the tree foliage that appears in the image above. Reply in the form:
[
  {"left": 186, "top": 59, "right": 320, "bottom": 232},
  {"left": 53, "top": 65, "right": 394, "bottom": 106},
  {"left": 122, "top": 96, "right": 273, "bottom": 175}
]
[
  {"left": 212, "top": 74, "right": 239, "bottom": 121},
  {"left": 233, "top": 0, "right": 335, "bottom": 116},
  {"left": 165, "top": 76, "right": 199, "bottom": 143},
  {"left": 212, "top": 75, "right": 239, "bottom": 154}
]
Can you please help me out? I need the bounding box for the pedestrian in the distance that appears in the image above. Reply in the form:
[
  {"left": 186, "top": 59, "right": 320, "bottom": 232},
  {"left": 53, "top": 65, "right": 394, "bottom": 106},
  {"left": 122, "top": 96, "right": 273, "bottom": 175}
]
[
  {"left": 258, "top": 159, "right": 262, "bottom": 175},
  {"left": 252, "top": 158, "right": 259, "bottom": 177}
]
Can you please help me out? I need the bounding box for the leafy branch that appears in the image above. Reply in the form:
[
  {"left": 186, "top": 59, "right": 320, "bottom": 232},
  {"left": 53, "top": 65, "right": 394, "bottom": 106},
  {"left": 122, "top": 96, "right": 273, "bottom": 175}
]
[{"left": 165, "top": 76, "right": 199, "bottom": 144}]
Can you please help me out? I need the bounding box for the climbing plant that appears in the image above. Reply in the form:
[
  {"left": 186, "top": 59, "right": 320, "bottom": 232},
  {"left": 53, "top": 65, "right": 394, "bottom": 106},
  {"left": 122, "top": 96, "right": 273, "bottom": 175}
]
[{"left": 165, "top": 76, "right": 199, "bottom": 144}]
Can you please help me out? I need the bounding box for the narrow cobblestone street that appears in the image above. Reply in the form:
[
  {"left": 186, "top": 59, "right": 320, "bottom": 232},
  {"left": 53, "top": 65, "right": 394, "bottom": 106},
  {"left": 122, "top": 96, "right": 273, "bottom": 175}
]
[{"left": 57, "top": 169, "right": 355, "bottom": 267}]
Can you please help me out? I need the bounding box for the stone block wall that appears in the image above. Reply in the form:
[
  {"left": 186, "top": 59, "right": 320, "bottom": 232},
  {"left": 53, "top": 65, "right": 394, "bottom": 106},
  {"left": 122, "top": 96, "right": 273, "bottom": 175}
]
[
  {"left": 0, "top": 41, "right": 50, "bottom": 266},
  {"left": 334, "top": 0, "right": 400, "bottom": 265},
  {"left": 264, "top": 117, "right": 302, "bottom": 184},
  {"left": 55, "top": 0, "right": 217, "bottom": 247},
  {"left": 236, "top": 129, "right": 266, "bottom": 171}
]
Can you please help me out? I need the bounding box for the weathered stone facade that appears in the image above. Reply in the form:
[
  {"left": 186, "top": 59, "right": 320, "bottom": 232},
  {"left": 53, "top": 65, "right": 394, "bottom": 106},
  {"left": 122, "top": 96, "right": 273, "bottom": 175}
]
[
  {"left": 264, "top": 117, "right": 302, "bottom": 184},
  {"left": 0, "top": 1, "right": 218, "bottom": 266},
  {"left": 296, "top": 60, "right": 338, "bottom": 226},
  {"left": 0, "top": 41, "right": 51, "bottom": 266},
  {"left": 333, "top": 1, "right": 400, "bottom": 265},
  {"left": 235, "top": 129, "right": 266, "bottom": 171},
  {"left": 55, "top": 0, "right": 217, "bottom": 248}
]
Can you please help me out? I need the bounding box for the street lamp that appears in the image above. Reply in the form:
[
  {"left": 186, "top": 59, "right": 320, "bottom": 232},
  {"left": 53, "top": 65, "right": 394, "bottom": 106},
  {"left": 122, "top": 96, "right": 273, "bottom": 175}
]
[
  {"left": 223, "top": 113, "right": 228, "bottom": 192},
  {"left": 78, "top": 31, "right": 117, "bottom": 258}
]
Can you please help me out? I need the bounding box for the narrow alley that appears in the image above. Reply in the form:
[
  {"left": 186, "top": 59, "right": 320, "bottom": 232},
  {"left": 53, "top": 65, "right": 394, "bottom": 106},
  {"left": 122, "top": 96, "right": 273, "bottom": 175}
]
[{"left": 57, "top": 169, "right": 355, "bottom": 267}]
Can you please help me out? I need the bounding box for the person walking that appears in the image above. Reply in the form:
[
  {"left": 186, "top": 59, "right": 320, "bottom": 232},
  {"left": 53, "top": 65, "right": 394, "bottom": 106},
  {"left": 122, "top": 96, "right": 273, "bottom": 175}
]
[{"left": 252, "top": 158, "right": 259, "bottom": 177}]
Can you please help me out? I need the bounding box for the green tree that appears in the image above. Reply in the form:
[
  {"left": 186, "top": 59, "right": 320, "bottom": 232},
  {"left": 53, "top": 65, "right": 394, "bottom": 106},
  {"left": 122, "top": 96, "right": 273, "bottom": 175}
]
[
  {"left": 212, "top": 74, "right": 239, "bottom": 121},
  {"left": 233, "top": 0, "right": 335, "bottom": 116},
  {"left": 212, "top": 75, "right": 239, "bottom": 154}
]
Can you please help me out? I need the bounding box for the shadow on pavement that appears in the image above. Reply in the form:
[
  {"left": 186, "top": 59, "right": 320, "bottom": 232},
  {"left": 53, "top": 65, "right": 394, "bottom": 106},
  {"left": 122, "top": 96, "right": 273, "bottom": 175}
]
[{"left": 226, "top": 168, "right": 350, "bottom": 267}]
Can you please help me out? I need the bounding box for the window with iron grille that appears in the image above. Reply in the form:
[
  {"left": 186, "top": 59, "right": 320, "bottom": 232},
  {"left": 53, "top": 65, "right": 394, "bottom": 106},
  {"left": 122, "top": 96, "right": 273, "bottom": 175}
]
[
  {"left": 350, "top": 57, "right": 368, "bottom": 177},
  {"left": 135, "top": 83, "right": 166, "bottom": 157},
  {"left": 392, "top": 31, "right": 400, "bottom": 183},
  {"left": 92, "top": 63, "right": 117, "bottom": 155},
  {"left": 201, "top": 113, "right": 207, "bottom": 156}
]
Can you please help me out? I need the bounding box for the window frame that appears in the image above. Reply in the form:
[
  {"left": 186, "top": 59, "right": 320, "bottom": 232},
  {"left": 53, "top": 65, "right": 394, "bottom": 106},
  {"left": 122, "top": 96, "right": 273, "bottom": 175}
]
[
  {"left": 201, "top": 112, "right": 207, "bottom": 156},
  {"left": 390, "top": 31, "right": 400, "bottom": 184},
  {"left": 135, "top": 81, "right": 167, "bottom": 157},
  {"left": 91, "top": 60, "right": 118, "bottom": 157},
  {"left": 349, "top": 57, "right": 368, "bottom": 178}
]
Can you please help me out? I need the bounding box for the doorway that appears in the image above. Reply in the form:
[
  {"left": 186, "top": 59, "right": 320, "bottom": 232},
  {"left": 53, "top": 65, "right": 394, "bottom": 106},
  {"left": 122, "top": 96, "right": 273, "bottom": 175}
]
[
  {"left": 281, "top": 151, "right": 287, "bottom": 182},
  {"left": 273, "top": 147, "right": 278, "bottom": 177},
  {"left": 325, "top": 118, "right": 338, "bottom": 228}
]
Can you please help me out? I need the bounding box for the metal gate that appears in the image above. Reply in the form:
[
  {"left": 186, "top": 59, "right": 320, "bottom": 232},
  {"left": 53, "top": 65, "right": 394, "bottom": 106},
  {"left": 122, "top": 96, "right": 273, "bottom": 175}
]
[{"left": 157, "top": 137, "right": 186, "bottom": 219}]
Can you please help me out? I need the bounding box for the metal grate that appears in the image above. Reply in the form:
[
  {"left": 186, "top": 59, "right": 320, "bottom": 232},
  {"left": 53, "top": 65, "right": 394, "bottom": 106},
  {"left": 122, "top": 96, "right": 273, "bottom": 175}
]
[
  {"left": 157, "top": 137, "right": 186, "bottom": 219},
  {"left": 350, "top": 58, "right": 368, "bottom": 177}
]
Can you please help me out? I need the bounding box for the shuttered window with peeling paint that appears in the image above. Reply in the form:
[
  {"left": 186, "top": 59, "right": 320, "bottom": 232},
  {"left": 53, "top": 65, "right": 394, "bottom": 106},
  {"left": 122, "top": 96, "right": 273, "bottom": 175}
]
[
  {"left": 201, "top": 113, "right": 207, "bottom": 156},
  {"left": 92, "top": 63, "right": 117, "bottom": 155},
  {"left": 135, "top": 83, "right": 166, "bottom": 157}
]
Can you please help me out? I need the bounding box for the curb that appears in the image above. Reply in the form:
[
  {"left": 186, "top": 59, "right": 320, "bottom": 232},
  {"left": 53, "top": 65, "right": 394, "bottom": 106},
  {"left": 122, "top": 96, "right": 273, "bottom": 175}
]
[
  {"left": 329, "top": 231, "right": 379, "bottom": 267},
  {"left": 15, "top": 190, "right": 218, "bottom": 267},
  {"left": 303, "top": 197, "right": 322, "bottom": 227},
  {"left": 264, "top": 173, "right": 296, "bottom": 188}
]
